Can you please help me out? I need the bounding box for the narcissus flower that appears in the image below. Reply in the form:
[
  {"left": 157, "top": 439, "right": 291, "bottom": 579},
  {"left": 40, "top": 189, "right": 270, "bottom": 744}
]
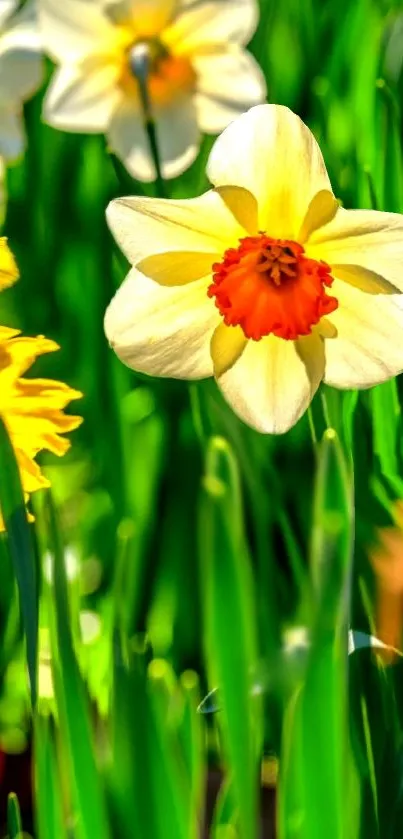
[
  {"left": 0, "top": 242, "right": 82, "bottom": 529},
  {"left": 0, "top": 0, "right": 43, "bottom": 160},
  {"left": 104, "top": 104, "right": 403, "bottom": 434},
  {"left": 40, "top": 0, "right": 265, "bottom": 181}
]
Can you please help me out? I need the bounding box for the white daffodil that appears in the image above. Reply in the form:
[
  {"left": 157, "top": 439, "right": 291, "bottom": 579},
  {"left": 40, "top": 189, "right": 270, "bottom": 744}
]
[
  {"left": 0, "top": 0, "right": 43, "bottom": 160},
  {"left": 40, "top": 0, "right": 266, "bottom": 182},
  {"left": 104, "top": 104, "right": 403, "bottom": 434}
]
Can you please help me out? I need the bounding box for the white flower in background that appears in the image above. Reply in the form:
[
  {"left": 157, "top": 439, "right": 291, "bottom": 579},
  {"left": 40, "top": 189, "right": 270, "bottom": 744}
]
[
  {"left": 0, "top": 0, "right": 43, "bottom": 160},
  {"left": 40, "top": 0, "right": 266, "bottom": 182},
  {"left": 104, "top": 104, "right": 403, "bottom": 434}
]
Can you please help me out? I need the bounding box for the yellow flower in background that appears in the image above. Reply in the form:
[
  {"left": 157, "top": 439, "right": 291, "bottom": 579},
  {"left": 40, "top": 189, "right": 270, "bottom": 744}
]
[
  {"left": 40, "top": 0, "right": 266, "bottom": 182},
  {"left": 0, "top": 237, "right": 18, "bottom": 289},
  {"left": 104, "top": 104, "right": 403, "bottom": 434},
  {"left": 0, "top": 0, "right": 43, "bottom": 160},
  {"left": 0, "top": 241, "right": 82, "bottom": 529}
]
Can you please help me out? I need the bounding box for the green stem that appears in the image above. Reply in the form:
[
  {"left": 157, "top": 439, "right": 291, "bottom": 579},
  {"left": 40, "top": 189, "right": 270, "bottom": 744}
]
[{"left": 131, "top": 45, "right": 166, "bottom": 197}]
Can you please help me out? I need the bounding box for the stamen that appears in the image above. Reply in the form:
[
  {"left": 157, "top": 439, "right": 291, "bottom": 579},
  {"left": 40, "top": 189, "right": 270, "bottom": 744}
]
[{"left": 208, "top": 234, "right": 338, "bottom": 342}]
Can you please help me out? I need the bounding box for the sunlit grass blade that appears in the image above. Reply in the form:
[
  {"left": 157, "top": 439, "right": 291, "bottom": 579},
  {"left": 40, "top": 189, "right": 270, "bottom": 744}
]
[
  {"left": 178, "top": 671, "right": 205, "bottom": 835},
  {"left": 7, "top": 792, "right": 22, "bottom": 839},
  {"left": 34, "top": 713, "right": 66, "bottom": 839},
  {"left": 279, "top": 429, "right": 356, "bottom": 839},
  {"left": 43, "top": 493, "right": 111, "bottom": 839},
  {"left": 199, "top": 436, "right": 262, "bottom": 839},
  {"left": 0, "top": 416, "right": 38, "bottom": 707},
  {"left": 147, "top": 659, "right": 194, "bottom": 839}
]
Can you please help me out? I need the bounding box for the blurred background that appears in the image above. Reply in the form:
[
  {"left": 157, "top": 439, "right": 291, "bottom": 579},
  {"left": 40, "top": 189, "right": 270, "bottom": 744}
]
[{"left": 2, "top": 0, "right": 403, "bottom": 837}]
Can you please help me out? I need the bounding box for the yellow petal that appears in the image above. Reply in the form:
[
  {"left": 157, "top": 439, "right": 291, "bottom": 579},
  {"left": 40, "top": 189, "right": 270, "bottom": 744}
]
[
  {"left": 207, "top": 104, "right": 333, "bottom": 239},
  {"left": 104, "top": 267, "right": 220, "bottom": 379},
  {"left": 215, "top": 331, "right": 325, "bottom": 434},
  {"left": 323, "top": 280, "right": 403, "bottom": 388},
  {"left": 128, "top": 0, "right": 178, "bottom": 37},
  {"left": 136, "top": 186, "right": 258, "bottom": 285},
  {"left": 298, "top": 190, "right": 339, "bottom": 243},
  {"left": 210, "top": 322, "right": 248, "bottom": 377},
  {"left": 307, "top": 207, "right": 403, "bottom": 294},
  {"left": 0, "top": 238, "right": 18, "bottom": 290},
  {"left": 106, "top": 189, "right": 245, "bottom": 267},
  {"left": 164, "top": 0, "right": 259, "bottom": 52}
]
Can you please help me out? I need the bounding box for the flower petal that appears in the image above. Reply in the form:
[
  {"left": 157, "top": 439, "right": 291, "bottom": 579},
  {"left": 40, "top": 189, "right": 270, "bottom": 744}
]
[
  {"left": 307, "top": 207, "right": 403, "bottom": 294},
  {"left": 207, "top": 104, "right": 332, "bottom": 239},
  {"left": 164, "top": 0, "right": 259, "bottom": 51},
  {"left": 44, "top": 61, "right": 121, "bottom": 132},
  {"left": 0, "top": 2, "right": 16, "bottom": 30},
  {"left": 210, "top": 322, "right": 247, "bottom": 377},
  {"left": 193, "top": 46, "right": 266, "bottom": 134},
  {"left": 106, "top": 187, "right": 244, "bottom": 266},
  {"left": 128, "top": 0, "right": 178, "bottom": 36},
  {"left": 216, "top": 331, "right": 325, "bottom": 434},
  {"left": 0, "top": 104, "right": 24, "bottom": 159},
  {"left": 0, "top": 238, "right": 19, "bottom": 290},
  {"left": 108, "top": 97, "right": 199, "bottom": 182},
  {"left": 0, "top": 0, "right": 43, "bottom": 102},
  {"left": 104, "top": 267, "right": 220, "bottom": 378},
  {"left": 39, "top": 0, "right": 113, "bottom": 62},
  {"left": 324, "top": 280, "right": 403, "bottom": 388}
]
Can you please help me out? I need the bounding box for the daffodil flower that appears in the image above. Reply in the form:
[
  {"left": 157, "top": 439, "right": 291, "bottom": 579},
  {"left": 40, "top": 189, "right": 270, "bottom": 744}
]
[
  {"left": 40, "top": 0, "right": 266, "bottom": 182},
  {"left": 104, "top": 104, "right": 403, "bottom": 434},
  {"left": 0, "top": 0, "right": 43, "bottom": 160},
  {"left": 0, "top": 241, "right": 82, "bottom": 528}
]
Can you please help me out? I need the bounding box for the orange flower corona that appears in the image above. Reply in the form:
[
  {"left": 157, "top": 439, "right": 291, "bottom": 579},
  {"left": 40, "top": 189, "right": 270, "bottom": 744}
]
[{"left": 208, "top": 235, "right": 338, "bottom": 341}]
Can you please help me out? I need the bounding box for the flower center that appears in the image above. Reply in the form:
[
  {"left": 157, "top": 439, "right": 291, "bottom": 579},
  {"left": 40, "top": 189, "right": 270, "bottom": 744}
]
[
  {"left": 121, "top": 39, "right": 196, "bottom": 107},
  {"left": 208, "top": 234, "right": 338, "bottom": 341}
]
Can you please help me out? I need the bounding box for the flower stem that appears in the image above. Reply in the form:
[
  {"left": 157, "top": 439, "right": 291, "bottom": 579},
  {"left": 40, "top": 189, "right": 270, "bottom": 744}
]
[{"left": 130, "top": 45, "right": 166, "bottom": 197}]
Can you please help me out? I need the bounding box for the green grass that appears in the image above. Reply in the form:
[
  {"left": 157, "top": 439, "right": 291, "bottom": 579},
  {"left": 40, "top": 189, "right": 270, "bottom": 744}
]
[{"left": 1, "top": 0, "right": 403, "bottom": 836}]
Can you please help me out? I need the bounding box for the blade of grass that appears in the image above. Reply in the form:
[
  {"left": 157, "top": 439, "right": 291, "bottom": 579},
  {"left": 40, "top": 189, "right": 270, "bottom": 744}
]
[
  {"left": 34, "top": 713, "right": 66, "bottom": 839},
  {"left": 0, "top": 416, "right": 38, "bottom": 707},
  {"left": 199, "top": 436, "right": 262, "bottom": 839},
  {"left": 279, "top": 429, "right": 356, "bottom": 839},
  {"left": 7, "top": 793, "right": 22, "bottom": 839},
  {"left": 43, "top": 492, "right": 111, "bottom": 839}
]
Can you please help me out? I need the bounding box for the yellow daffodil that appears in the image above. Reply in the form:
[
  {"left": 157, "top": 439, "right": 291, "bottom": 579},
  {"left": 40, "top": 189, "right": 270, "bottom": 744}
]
[
  {"left": 0, "top": 0, "right": 43, "bottom": 159},
  {"left": 104, "top": 104, "right": 403, "bottom": 434},
  {"left": 0, "top": 241, "right": 81, "bottom": 529},
  {"left": 40, "top": 0, "right": 266, "bottom": 182}
]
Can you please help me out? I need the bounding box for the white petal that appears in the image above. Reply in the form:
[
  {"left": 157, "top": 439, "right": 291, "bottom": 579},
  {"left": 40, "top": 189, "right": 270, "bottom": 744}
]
[
  {"left": 0, "top": 104, "right": 24, "bottom": 159},
  {"left": 44, "top": 61, "right": 121, "bottom": 132},
  {"left": 324, "top": 280, "right": 403, "bottom": 388},
  {"left": 0, "top": 0, "right": 42, "bottom": 101},
  {"left": 39, "top": 0, "right": 113, "bottom": 62},
  {"left": 106, "top": 187, "right": 244, "bottom": 266},
  {"left": 0, "top": 2, "right": 16, "bottom": 30},
  {"left": 108, "top": 97, "right": 200, "bottom": 182},
  {"left": 104, "top": 267, "right": 219, "bottom": 378},
  {"left": 193, "top": 46, "right": 266, "bottom": 134},
  {"left": 216, "top": 332, "right": 325, "bottom": 434},
  {"left": 164, "top": 0, "right": 259, "bottom": 51},
  {"left": 207, "top": 104, "right": 332, "bottom": 239},
  {"left": 307, "top": 207, "right": 403, "bottom": 294}
]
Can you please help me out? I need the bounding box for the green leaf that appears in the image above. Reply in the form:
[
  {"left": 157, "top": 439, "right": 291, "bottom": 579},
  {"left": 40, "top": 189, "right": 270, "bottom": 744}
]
[
  {"left": 199, "top": 436, "right": 262, "bottom": 839},
  {"left": 279, "top": 429, "right": 357, "bottom": 839},
  {"left": 33, "top": 713, "right": 66, "bottom": 839},
  {"left": 0, "top": 416, "right": 38, "bottom": 707},
  {"left": 7, "top": 793, "right": 22, "bottom": 839},
  {"left": 43, "top": 493, "right": 111, "bottom": 839}
]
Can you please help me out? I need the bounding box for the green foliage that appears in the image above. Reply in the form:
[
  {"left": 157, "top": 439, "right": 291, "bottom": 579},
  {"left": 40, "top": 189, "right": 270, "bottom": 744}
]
[{"left": 1, "top": 0, "right": 403, "bottom": 836}]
